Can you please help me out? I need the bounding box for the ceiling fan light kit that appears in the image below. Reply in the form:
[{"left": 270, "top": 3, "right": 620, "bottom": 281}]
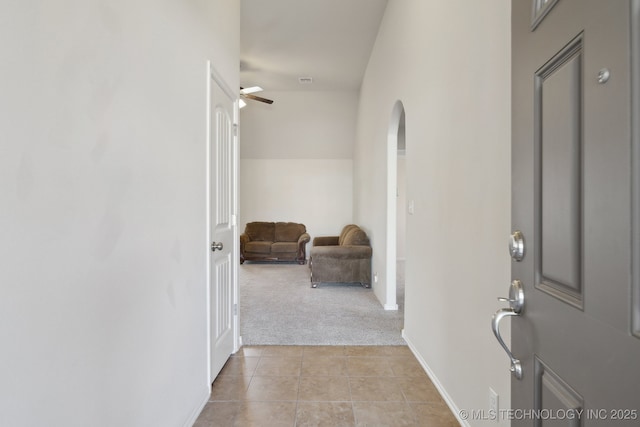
[
  {"left": 239, "top": 86, "right": 274, "bottom": 106},
  {"left": 240, "top": 86, "right": 263, "bottom": 95}
]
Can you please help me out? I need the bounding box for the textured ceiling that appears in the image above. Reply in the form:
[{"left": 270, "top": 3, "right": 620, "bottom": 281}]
[{"left": 240, "top": 0, "right": 388, "bottom": 92}]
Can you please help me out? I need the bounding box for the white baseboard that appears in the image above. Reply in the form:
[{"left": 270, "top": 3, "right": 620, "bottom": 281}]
[
  {"left": 384, "top": 303, "right": 399, "bottom": 310},
  {"left": 182, "top": 387, "right": 211, "bottom": 427},
  {"left": 402, "top": 330, "right": 469, "bottom": 427}
]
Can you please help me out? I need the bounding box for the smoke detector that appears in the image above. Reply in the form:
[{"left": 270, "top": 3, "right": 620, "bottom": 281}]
[{"left": 298, "top": 77, "right": 313, "bottom": 84}]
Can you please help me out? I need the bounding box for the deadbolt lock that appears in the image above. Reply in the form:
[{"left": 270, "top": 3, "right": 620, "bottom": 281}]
[{"left": 509, "top": 231, "right": 525, "bottom": 261}]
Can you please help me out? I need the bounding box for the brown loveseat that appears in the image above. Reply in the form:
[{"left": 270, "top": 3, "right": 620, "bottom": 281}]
[
  {"left": 309, "top": 224, "right": 372, "bottom": 288},
  {"left": 240, "top": 222, "right": 310, "bottom": 265}
]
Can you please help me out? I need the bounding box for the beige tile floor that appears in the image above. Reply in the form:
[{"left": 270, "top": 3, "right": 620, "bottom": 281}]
[{"left": 194, "top": 345, "right": 459, "bottom": 427}]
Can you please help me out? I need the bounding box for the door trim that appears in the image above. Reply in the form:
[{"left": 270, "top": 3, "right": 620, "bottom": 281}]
[
  {"left": 533, "top": 356, "right": 583, "bottom": 427},
  {"left": 385, "top": 101, "right": 405, "bottom": 311},
  {"left": 631, "top": 0, "right": 640, "bottom": 338},
  {"left": 531, "top": 0, "right": 560, "bottom": 31}
]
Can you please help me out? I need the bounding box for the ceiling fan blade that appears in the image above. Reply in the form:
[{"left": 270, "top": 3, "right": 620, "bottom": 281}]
[{"left": 243, "top": 93, "right": 274, "bottom": 104}]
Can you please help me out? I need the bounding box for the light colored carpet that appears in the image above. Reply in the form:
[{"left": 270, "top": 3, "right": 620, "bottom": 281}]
[{"left": 239, "top": 262, "right": 406, "bottom": 345}]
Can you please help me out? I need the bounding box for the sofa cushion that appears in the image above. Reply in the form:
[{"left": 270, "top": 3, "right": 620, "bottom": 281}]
[
  {"left": 245, "top": 222, "right": 275, "bottom": 242},
  {"left": 245, "top": 241, "right": 273, "bottom": 254},
  {"left": 275, "top": 222, "right": 306, "bottom": 242},
  {"left": 341, "top": 226, "right": 370, "bottom": 246},
  {"left": 338, "top": 224, "right": 359, "bottom": 246},
  {"left": 271, "top": 242, "right": 298, "bottom": 253}
]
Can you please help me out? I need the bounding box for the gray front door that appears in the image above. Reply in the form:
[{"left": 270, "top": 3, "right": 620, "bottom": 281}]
[{"left": 511, "top": 0, "right": 640, "bottom": 425}]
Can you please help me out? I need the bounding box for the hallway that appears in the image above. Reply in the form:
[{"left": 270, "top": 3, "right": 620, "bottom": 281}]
[
  {"left": 195, "top": 345, "right": 458, "bottom": 426},
  {"left": 2, "top": 2, "right": 515, "bottom": 425}
]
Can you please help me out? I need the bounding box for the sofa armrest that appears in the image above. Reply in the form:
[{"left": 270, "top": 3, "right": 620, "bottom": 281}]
[
  {"left": 239, "top": 233, "right": 250, "bottom": 264},
  {"left": 240, "top": 233, "right": 249, "bottom": 253},
  {"left": 294, "top": 232, "right": 311, "bottom": 265},
  {"left": 310, "top": 245, "right": 372, "bottom": 260},
  {"left": 240, "top": 233, "right": 250, "bottom": 245},
  {"left": 298, "top": 232, "right": 311, "bottom": 245},
  {"left": 312, "top": 236, "right": 339, "bottom": 246}
]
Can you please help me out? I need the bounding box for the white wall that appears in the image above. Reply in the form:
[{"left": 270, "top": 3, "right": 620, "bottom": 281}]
[
  {"left": 354, "top": 1, "right": 511, "bottom": 425},
  {"left": 241, "top": 159, "right": 353, "bottom": 246},
  {"left": 0, "top": 1, "right": 238, "bottom": 426},
  {"left": 240, "top": 91, "right": 356, "bottom": 245},
  {"left": 240, "top": 91, "right": 357, "bottom": 159}
]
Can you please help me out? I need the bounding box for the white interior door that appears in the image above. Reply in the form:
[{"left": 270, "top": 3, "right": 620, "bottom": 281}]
[
  {"left": 208, "top": 63, "right": 237, "bottom": 382},
  {"left": 505, "top": 0, "right": 640, "bottom": 425}
]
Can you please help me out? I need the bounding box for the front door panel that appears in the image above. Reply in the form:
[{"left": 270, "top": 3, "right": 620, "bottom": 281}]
[
  {"left": 536, "top": 35, "right": 583, "bottom": 306},
  {"left": 511, "top": 0, "right": 640, "bottom": 425}
]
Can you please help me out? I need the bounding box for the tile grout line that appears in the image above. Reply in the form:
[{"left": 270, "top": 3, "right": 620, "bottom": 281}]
[
  {"left": 292, "top": 351, "right": 304, "bottom": 427},
  {"left": 347, "top": 355, "right": 357, "bottom": 427}
]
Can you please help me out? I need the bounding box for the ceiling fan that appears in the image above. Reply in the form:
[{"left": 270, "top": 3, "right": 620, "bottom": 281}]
[{"left": 239, "top": 86, "right": 274, "bottom": 107}]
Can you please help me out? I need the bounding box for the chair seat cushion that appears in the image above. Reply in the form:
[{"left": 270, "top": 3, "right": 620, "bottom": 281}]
[
  {"left": 245, "top": 241, "right": 273, "bottom": 254},
  {"left": 271, "top": 242, "right": 297, "bottom": 253}
]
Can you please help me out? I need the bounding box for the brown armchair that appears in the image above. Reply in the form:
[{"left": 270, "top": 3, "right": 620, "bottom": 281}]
[{"left": 309, "top": 224, "right": 372, "bottom": 288}]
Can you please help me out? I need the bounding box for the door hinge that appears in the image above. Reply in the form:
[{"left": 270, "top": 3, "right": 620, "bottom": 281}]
[
  {"left": 234, "top": 303, "right": 238, "bottom": 315},
  {"left": 233, "top": 124, "right": 238, "bottom": 136}
]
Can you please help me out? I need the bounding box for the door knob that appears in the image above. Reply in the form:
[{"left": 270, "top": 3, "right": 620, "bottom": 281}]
[
  {"left": 211, "top": 242, "right": 223, "bottom": 252},
  {"left": 492, "top": 308, "right": 523, "bottom": 379},
  {"left": 491, "top": 279, "right": 524, "bottom": 379}
]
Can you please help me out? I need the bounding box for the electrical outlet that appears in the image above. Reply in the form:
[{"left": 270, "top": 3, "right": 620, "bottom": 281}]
[
  {"left": 489, "top": 388, "right": 499, "bottom": 421},
  {"left": 374, "top": 273, "right": 378, "bottom": 283}
]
